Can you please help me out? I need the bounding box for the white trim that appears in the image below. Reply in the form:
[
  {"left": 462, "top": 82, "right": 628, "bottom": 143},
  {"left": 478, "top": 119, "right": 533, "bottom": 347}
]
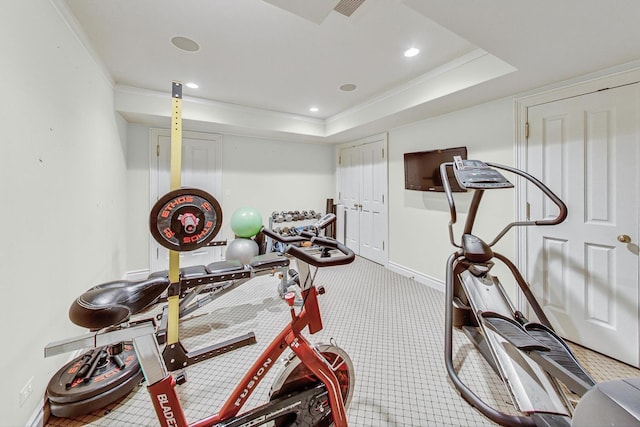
[
  {"left": 336, "top": 132, "right": 387, "bottom": 151},
  {"left": 329, "top": 49, "right": 491, "bottom": 123},
  {"left": 387, "top": 261, "right": 444, "bottom": 292},
  {"left": 325, "top": 50, "right": 515, "bottom": 136},
  {"left": 516, "top": 64, "right": 640, "bottom": 108},
  {"left": 116, "top": 84, "right": 325, "bottom": 125},
  {"left": 123, "top": 269, "right": 151, "bottom": 281},
  {"left": 149, "top": 127, "right": 161, "bottom": 220},
  {"left": 25, "top": 403, "right": 44, "bottom": 427},
  {"left": 29, "top": 344, "right": 88, "bottom": 427},
  {"left": 50, "top": 0, "right": 114, "bottom": 87},
  {"left": 113, "top": 50, "right": 515, "bottom": 140},
  {"left": 115, "top": 85, "right": 326, "bottom": 140},
  {"left": 513, "top": 98, "right": 529, "bottom": 312}
]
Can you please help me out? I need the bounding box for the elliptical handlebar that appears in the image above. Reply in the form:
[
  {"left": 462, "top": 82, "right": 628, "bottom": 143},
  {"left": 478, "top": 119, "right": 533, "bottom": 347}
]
[
  {"left": 489, "top": 162, "right": 567, "bottom": 226},
  {"left": 440, "top": 161, "right": 568, "bottom": 248},
  {"left": 440, "top": 162, "right": 459, "bottom": 247}
]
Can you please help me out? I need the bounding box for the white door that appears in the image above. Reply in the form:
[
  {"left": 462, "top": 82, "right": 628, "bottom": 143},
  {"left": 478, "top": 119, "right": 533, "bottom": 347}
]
[
  {"left": 525, "top": 83, "right": 639, "bottom": 366},
  {"left": 338, "top": 135, "right": 388, "bottom": 265},
  {"left": 150, "top": 129, "right": 224, "bottom": 272}
]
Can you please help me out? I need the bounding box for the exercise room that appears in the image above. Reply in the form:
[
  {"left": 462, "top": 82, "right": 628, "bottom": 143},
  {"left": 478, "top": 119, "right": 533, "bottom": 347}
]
[{"left": 4, "top": 1, "right": 640, "bottom": 426}]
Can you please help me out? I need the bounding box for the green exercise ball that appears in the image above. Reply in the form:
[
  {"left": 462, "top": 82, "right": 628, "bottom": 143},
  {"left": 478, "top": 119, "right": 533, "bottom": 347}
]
[{"left": 230, "top": 207, "right": 263, "bottom": 238}]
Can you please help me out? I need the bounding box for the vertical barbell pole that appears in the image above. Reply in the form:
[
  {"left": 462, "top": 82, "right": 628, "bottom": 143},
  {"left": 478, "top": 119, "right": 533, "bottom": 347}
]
[{"left": 167, "top": 81, "right": 183, "bottom": 345}]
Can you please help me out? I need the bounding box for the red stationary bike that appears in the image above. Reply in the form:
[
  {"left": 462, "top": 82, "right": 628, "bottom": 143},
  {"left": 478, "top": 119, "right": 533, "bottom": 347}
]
[{"left": 45, "top": 214, "right": 356, "bottom": 427}]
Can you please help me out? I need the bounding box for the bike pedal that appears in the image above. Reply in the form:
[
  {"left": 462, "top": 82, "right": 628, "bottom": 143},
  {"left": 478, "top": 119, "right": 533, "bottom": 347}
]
[{"left": 175, "top": 372, "right": 187, "bottom": 385}]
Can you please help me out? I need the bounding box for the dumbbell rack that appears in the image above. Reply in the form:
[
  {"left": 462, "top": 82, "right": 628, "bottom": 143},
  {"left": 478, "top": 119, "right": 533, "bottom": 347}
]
[{"left": 266, "top": 210, "right": 323, "bottom": 253}]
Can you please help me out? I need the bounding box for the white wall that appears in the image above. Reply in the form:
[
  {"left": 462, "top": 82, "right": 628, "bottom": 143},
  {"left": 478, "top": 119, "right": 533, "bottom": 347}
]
[
  {"left": 125, "top": 128, "right": 337, "bottom": 272},
  {"left": 125, "top": 124, "right": 153, "bottom": 271},
  {"left": 388, "top": 98, "right": 516, "bottom": 288},
  {"left": 0, "top": 1, "right": 129, "bottom": 425},
  {"left": 220, "top": 135, "right": 336, "bottom": 239}
]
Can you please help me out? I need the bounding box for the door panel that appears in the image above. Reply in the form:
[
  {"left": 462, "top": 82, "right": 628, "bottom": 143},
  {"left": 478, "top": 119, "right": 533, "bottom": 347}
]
[
  {"left": 541, "top": 237, "right": 569, "bottom": 312},
  {"left": 526, "top": 84, "right": 639, "bottom": 366},
  {"left": 585, "top": 243, "right": 615, "bottom": 325},
  {"left": 150, "top": 130, "right": 223, "bottom": 272}
]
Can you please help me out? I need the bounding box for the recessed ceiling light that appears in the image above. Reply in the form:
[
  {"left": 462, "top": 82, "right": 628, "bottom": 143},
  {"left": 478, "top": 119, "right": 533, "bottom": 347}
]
[
  {"left": 309, "top": 107, "right": 319, "bottom": 112},
  {"left": 171, "top": 36, "right": 200, "bottom": 52},
  {"left": 339, "top": 83, "right": 357, "bottom": 92},
  {"left": 404, "top": 47, "right": 420, "bottom": 58},
  {"left": 186, "top": 82, "right": 199, "bottom": 89}
]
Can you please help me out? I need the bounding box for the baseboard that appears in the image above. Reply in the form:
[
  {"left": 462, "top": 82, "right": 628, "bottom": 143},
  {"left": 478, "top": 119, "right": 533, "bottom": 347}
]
[
  {"left": 25, "top": 398, "right": 47, "bottom": 427},
  {"left": 387, "top": 261, "right": 444, "bottom": 292},
  {"left": 122, "top": 269, "right": 150, "bottom": 281}
]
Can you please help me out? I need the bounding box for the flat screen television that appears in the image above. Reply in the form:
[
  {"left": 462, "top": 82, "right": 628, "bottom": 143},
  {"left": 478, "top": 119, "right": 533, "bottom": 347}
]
[{"left": 404, "top": 146, "right": 468, "bottom": 192}]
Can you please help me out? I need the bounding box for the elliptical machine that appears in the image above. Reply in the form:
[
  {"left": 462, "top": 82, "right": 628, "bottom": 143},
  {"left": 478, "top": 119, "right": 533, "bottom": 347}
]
[{"left": 441, "top": 157, "right": 640, "bottom": 426}]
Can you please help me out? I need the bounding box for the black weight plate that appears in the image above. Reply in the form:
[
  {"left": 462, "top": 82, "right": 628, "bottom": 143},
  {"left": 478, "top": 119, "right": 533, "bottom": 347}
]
[
  {"left": 150, "top": 187, "right": 223, "bottom": 251},
  {"left": 49, "top": 368, "right": 143, "bottom": 418},
  {"left": 47, "top": 343, "right": 140, "bottom": 404}
]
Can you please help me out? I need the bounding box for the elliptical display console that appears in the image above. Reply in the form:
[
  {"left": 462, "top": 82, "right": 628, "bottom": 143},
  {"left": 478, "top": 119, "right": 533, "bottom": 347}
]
[{"left": 452, "top": 156, "right": 513, "bottom": 190}]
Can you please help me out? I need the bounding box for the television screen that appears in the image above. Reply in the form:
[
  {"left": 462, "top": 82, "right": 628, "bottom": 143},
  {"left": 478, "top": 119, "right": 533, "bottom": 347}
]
[{"left": 404, "top": 146, "right": 467, "bottom": 192}]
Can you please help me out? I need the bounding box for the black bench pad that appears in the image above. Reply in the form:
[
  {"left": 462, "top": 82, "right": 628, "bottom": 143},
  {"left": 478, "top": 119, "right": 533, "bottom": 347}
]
[
  {"left": 149, "top": 260, "right": 245, "bottom": 281},
  {"left": 250, "top": 253, "right": 290, "bottom": 270}
]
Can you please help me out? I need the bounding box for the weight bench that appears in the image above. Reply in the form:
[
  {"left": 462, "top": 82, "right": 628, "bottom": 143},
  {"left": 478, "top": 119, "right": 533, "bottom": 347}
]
[{"left": 149, "top": 252, "right": 290, "bottom": 371}]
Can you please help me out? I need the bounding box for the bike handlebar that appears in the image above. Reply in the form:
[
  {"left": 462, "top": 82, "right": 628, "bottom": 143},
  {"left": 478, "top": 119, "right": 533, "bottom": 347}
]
[{"left": 261, "top": 218, "right": 355, "bottom": 268}]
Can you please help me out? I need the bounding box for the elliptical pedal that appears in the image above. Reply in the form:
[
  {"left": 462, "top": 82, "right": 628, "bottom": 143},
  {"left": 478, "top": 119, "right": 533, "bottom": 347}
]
[
  {"left": 524, "top": 323, "right": 597, "bottom": 395},
  {"left": 480, "top": 312, "right": 550, "bottom": 352},
  {"left": 480, "top": 311, "right": 596, "bottom": 396}
]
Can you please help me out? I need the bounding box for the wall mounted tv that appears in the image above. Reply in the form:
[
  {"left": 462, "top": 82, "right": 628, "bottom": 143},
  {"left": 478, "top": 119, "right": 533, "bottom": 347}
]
[{"left": 404, "top": 146, "right": 468, "bottom": 192}]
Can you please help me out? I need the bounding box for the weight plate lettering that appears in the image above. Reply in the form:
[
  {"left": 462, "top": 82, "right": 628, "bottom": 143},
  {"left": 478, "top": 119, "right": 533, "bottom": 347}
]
[{"left": 150, "top": 188, "right": 222, "bottom": 251}]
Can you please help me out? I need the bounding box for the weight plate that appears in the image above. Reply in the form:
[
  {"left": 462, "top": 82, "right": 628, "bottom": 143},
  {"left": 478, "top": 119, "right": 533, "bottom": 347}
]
[
  {"left": 49, "top": 368, "right": 143, "bottom": 418},
  {"left": 150, "top": 188, "right": 222, "bottom": 251},
  {"left": 47, "top": 343, "right": 140, "bottom": 404}
]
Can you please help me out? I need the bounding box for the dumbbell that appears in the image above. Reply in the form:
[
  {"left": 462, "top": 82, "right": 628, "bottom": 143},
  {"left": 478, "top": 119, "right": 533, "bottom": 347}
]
[{"left": 272, "top": 211, "right": 285, "bottom": 223}]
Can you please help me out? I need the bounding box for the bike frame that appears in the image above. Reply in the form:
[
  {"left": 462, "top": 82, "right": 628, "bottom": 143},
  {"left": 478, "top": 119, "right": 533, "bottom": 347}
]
[{"left": 134, "top": 282, "right": 347, "bottom": 427}]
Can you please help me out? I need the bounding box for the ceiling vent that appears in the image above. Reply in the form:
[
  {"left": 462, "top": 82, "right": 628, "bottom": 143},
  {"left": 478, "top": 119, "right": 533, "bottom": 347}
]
[{"left": 333, "top": 0, "right": 366, "bottom": 17}]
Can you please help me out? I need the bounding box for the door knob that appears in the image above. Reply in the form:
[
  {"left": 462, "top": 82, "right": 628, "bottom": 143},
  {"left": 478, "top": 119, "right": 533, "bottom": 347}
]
[{"left": 617, "top": 234, "right": 631, "bottom": 243}]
